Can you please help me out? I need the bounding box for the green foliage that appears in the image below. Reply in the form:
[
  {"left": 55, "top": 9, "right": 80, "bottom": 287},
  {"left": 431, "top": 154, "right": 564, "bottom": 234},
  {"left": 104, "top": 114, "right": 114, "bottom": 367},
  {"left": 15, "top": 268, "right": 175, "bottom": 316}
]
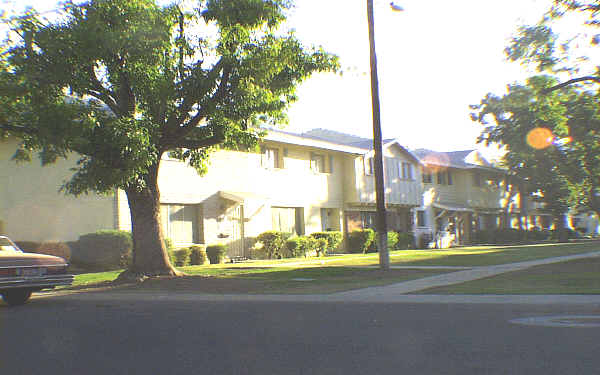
[
  {"left": 69, "top": 234, "right": 128, "bottom": 270},
  {"left": 309, "top": 231, "right": 343, "bottom": 254},
  {"left": 163, "top": 238, "right": 174, "bottom": 252},
  {"left": 314, "top": 237, "right": 328, "bottom": 257},
  {"left": 189, "top": 245, "right": 207, "bottom": 265},
  {"left": 170, "top": 248, "right": 191, "bottom": 267},
  {"left": 206, "top": 244, "right": 227, "bottom": 264},
  {"left": 347, "top": 229, "right": 375, "bottom": 254},
  {"left": 284, "top": 236, "right": 307, "bottom": 258},
  {"left": 370, "top": 231, "right": 406, "bottom": 252},
  {"left": 256, "top": 230, "right": 291, "bottom": 259},
  {"left": 13, "top": 241, "right": 41, "bottom": 252},
  {"left": 0, "top": 0, "right": 338, "bottom": 275},
  {"left": 472, "top": 228, "right": 553, "bottom": 245},
  {"left": 396, "top": 232, "right": 415, "bottom": 250},
  {"left": 477, "top": 1, "right": 600, "bottom": 222},
  {"left": 37, "top": 241, "right": 72, "bottom": 261},
  {"left": 70, "top": 230, "right": 133, "bottom": 270}
]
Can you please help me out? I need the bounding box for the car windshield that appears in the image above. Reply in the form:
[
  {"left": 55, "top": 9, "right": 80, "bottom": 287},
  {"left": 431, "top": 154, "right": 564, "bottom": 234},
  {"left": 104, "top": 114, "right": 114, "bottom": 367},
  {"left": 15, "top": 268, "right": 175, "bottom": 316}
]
[{"left": 0, "top": 237, "right": 22, "bottom": 253}]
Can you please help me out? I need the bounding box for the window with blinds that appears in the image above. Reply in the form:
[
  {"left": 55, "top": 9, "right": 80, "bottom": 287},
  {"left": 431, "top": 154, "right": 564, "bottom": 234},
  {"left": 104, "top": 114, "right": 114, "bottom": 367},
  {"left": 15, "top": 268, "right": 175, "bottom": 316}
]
[{"left": 160, "top": 204, "right": 199, "bottom": 244}]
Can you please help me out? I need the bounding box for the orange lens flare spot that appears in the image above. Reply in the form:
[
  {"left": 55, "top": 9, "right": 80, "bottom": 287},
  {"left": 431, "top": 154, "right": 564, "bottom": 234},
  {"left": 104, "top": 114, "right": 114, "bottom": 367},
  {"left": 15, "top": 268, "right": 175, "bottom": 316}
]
[{"left": 526, "top": 127, "right": 554, "bottom": 150}]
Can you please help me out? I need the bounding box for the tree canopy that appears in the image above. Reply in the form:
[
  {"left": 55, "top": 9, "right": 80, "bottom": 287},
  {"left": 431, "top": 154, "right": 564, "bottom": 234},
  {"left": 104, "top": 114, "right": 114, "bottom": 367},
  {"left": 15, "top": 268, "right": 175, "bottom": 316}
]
[
  {"left": 473, "top": 1, "right": 600, "bottom": 234},
  {"left": 0, "top": 0, "right": 338, "bottom": 277}
]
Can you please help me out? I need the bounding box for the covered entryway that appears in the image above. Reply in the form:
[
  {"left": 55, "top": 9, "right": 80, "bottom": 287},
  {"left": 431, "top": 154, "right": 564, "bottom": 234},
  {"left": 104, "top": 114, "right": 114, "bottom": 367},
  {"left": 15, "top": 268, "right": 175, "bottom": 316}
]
[{"left": 219, "top": 191, "right": 267, "bottom": 259}]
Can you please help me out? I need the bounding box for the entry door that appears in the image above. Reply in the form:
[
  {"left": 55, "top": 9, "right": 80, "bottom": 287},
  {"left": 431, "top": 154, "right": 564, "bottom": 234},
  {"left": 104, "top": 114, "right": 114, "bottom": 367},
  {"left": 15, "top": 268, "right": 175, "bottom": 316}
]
[{"left": 229, "top": 205, "right": 245, "bottom": 258}]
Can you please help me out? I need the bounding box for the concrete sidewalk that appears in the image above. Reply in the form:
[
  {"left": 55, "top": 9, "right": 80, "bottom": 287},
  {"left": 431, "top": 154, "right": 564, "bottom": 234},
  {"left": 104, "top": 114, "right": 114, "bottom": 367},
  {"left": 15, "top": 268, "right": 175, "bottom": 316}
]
[{"left": 334, "top": 250, "right": 600, "bottom": 299}]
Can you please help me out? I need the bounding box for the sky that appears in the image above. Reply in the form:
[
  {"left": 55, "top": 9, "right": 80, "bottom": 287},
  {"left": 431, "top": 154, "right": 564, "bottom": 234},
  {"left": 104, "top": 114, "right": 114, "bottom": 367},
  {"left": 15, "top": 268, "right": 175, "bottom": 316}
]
[{"left": 2, "top": 0, "right": 555, "bottom": 155}]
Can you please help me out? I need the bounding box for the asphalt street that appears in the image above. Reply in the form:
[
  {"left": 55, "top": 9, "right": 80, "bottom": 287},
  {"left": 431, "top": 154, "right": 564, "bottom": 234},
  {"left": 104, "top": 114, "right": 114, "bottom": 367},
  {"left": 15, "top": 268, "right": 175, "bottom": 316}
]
[{"left": 2, "top": 292, "right": 600, "bottom": 375}]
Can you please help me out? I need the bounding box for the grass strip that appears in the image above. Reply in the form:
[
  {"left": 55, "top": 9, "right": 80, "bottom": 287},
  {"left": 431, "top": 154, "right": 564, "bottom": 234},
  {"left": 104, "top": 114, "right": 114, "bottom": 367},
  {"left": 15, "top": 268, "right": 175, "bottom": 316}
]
[{"left": 417, "top": 257, "right": 600, "bottom": 295}]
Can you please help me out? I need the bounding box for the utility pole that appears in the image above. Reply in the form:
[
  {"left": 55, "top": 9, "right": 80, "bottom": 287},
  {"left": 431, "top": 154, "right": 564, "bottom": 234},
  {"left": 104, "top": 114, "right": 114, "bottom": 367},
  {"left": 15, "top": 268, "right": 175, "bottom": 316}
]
[{"left": 366, "top": 0, "right": 389, "bottom": 269}]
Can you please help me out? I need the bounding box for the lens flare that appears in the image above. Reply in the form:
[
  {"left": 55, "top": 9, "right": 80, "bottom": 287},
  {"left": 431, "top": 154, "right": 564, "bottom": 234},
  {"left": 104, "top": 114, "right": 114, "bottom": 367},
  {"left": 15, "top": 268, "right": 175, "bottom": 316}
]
[{"left": 526, "top": 127, "right": 554, "bottom": 150}]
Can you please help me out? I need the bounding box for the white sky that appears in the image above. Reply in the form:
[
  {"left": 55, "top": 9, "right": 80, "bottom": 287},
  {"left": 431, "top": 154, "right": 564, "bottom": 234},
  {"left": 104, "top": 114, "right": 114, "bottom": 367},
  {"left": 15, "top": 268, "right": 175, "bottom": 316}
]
[{"left": 2, "top": 0, "right": 555, "bottom": 154}]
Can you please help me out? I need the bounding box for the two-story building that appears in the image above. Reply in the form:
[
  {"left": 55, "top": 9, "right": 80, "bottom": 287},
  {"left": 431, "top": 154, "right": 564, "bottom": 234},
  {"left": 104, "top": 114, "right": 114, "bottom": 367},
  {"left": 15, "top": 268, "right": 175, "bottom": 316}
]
[
  {"left": 411, "top": 149, "right": 523, "bottom": 247},
  {"left": 0, "top": 128, "right": 423, "bottom": 257}
]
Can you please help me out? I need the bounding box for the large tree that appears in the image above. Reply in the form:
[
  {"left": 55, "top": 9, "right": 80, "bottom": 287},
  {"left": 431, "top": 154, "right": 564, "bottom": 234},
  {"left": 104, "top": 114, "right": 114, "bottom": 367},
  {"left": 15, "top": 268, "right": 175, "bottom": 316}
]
[
  {"left": 474, "top": 0, "right": 600, "bottom": 235},
  {"left": 0, "top": 0, "right": 338, "bottom": 278},
  {"left": 473, "top": 76, "right": 573, "bottom": 231}
]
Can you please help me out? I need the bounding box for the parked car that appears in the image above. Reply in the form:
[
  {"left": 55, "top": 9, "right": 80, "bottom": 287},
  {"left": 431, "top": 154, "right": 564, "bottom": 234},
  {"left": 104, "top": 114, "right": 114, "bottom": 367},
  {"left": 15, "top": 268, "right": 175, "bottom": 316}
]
[{"left": 0, "top": 236, "right": 73, "bottom": 306}]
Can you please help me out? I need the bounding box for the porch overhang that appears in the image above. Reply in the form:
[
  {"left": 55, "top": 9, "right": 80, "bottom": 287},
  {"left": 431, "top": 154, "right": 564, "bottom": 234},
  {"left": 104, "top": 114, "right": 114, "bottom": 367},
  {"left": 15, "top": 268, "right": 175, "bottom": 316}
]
[
  {"left": 432, "top": 203, "right": 474, "bottom": 213},
  {"left": 345, "top": 201, "right": 419, "bottom": 210},
  {"left": 219, "top": 191, "right": 267, "bottom": 203}
]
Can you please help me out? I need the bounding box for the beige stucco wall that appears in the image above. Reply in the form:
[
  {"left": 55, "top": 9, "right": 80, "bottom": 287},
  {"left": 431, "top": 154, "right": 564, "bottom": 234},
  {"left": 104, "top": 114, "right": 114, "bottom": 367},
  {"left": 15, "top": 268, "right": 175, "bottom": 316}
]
[
  {"left": 354, "top": 144, "right": 422, "bottom": 207},
  {"left": 0, "top": 138, "right": 116, "bottom": 242},
  {"left": 156, "top": 139, "right": 347, "bottom": 247}
]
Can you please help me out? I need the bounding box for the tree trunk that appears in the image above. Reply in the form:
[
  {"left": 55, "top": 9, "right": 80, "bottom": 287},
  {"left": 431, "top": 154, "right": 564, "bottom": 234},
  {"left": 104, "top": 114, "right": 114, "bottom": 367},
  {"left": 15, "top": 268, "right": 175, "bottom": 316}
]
[
  {"left": 119, "top": 163, "right": 182, "bottom": 279},
  {"left": 554, "top": 213, "right": 568, "bottom": 243}
]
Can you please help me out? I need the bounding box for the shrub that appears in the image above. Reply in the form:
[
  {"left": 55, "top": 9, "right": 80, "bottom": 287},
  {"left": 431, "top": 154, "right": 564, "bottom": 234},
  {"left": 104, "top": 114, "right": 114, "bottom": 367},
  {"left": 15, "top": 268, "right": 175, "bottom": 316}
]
[
  {"left": 189, "top": 245, "right": 207, "bottom": 265},
  {"left": 314, "top": 238, "right": 328, "bottom": 257},
  {"left": 369, "top": 232, "right": 399, "bottom": 253},
  {"left": 14, "top": 241, "right": 41, "bottom": 252},
  {"left": 206, "top": 244, "right": 227, "bottom": 264},
  {"left": 396, "top": 232, "right": 415, "bottom": 249},
  {"left": 347, "top": 229, "right": 375, "bottom": 254},
  {"left": 170, "top": 248, "right": 191, "bottom": 267},
  {"left": 70, "top": 230, "right": 132, "bottom": 271},
  {"left": 370, "top": 231, "right": 405, "bottom": 252},
  {"left": 37, "top": 241, "right": 71, "bottom": 261},
  {"left": 285, "top": 237, "right": 309, "bottom": 258},
  {"left": 310, "top": 231, "right": 343, "bottom": 254},
  {"left": 256, "top": 231, "right": 290, "bottom": 259}
]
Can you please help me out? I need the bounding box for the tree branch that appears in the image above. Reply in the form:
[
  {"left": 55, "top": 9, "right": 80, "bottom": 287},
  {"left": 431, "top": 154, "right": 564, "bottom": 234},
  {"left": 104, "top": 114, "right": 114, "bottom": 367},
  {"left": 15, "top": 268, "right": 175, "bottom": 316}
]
[
  {"left": 0, "top": 123, "right": 38, "bottom": 135},
  {"left": 173, "top": 126, "right": 224, "bottom": 150},
  {"left": 541, "top": 75, "right": 600, "bottom": 93}
]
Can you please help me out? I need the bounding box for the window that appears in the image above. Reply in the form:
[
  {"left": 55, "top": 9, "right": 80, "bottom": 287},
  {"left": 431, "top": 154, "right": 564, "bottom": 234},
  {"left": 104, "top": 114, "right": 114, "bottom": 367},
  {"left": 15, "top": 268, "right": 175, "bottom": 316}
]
[
  {"left": 360, "top": 211, "right": 376, "bottom": 229},
  {"left": 310, "top": 153, "right": 326, "bottom": 173},
  {"left": 400, "top": 162, "right": 413, "bottom": 180},
  {"left": 422, "top": 168, "right": 432, "bottom": 183},
  {"left": 160, "top": 204, "right": 198, "bottom": 244},
  {"left": 272, "top": 207, "right": 304, "bottom": 235},
  {"left": 437, "top": 171, "right": 447, "bottom": 185},
  {"left": 262, "top": 147, "right": 279, "bottom": 169},
  {"left": 437, "top": 170, "right": 452, "bottom": 185},
  {"left": 473, "top": 172, "right": 481, "bottom": 187},
  {"left": 416, "top": 211, "right": 426, "bottom": 227},
  {"left": 365, "top": 157, "right": 374, "bottom": 175}
]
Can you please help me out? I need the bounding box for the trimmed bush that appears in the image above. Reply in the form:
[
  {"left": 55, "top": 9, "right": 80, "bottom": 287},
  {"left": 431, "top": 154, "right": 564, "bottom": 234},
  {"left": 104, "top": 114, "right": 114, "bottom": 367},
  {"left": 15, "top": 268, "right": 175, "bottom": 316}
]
[
  {"left": 285, "top": 237, "right": 308, "bottom": 258},
  {"left": 206, "top": 244, "right": 226, "bottom": 264},
  {"left": 70, "top": 230, "right": 132, "bottom": 271},
  {"left": 347, "top": 229, "right": 375, "bottom": 254},
  {"left": 314, "top": 237, "right": 328, "bottom": 257},
  {"left": 310, "top": 231, "right": 343, "bottom": 254},
  {"left": 37, "top": 241, "right": 71, "bottom": 261},
  {"left": 14, "top": 241, "right": 41, "bottom": 252},
  {"left": 170, "top": 248, "right": 191, "bottom": 267},
  {"left": 256, "top": 231, "right": 290, "bottom": 259},
  {"left": 371, "top": 231, "right": 401, "bottom": 252},
  {"left": 396, "top": 232, "right": 415, "bottom": 250},
  {"left": 189, "top": 245, "right": 207, "bottom": 265}
]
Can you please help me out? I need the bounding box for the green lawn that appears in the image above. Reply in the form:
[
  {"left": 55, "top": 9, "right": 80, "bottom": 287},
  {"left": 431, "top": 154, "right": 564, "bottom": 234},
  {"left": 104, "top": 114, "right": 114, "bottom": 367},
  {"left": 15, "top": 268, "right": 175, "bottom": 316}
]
[
  {"left": 126, "top": 266, "right": 451, "bottom": 294},
  {"left": 62, "top": 241, "right": 600, "bottom": 294},
  {"left": 324, "top": 241, "right": 600, "bottom": 267},
  {"left": 418, "top": 256, "right": 600, "bottom": 295}
]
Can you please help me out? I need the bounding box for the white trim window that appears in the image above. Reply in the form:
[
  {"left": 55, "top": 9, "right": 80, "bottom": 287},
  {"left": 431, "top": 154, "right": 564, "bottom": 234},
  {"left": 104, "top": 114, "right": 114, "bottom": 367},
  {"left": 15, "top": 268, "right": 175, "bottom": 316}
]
[
  {"left": 365, "top": 157, "right": 374, "bottom": 175},
  {"left": 400, "top": 162, "right": 413, "bottom": 180},
  {"left": 261, "top": 147, "right": 279, "bottom": 169},
  {"left": 310, "top": 152, "right": 326, "bottom": 173}
]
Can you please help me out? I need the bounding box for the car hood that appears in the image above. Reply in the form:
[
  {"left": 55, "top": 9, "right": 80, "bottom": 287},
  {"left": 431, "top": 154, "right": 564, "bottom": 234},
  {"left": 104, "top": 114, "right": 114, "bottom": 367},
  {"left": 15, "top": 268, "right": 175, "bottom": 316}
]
[{"left": 0, "top": 252, "right": 68, "bottom": 267}]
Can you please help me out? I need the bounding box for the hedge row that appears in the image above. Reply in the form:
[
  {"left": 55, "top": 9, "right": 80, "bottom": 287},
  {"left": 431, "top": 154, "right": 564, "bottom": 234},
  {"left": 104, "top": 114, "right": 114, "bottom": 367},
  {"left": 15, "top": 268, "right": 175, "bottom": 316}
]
[
  {"left": 253, "top": 230, "right": 343, "bottom": 259},
  {"left": 348, "top": 229, "right": 415, "bottom": 254},
  {"left": 472, "top": 228, "right": 579, "bottom": 245}
]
